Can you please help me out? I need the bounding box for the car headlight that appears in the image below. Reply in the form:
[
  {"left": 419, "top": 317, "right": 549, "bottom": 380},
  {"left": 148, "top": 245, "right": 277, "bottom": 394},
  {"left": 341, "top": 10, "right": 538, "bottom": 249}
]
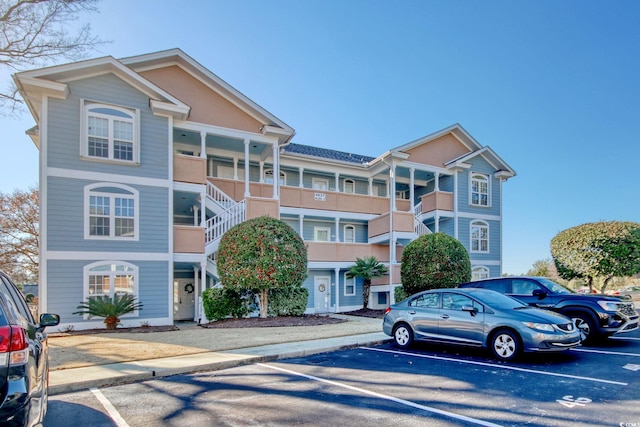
[
  {"left": 523, "top": 322, "right": 555, "bottom": 332},
  {"left": 597, "top": 300, "right": 620, "bottom": 311}
]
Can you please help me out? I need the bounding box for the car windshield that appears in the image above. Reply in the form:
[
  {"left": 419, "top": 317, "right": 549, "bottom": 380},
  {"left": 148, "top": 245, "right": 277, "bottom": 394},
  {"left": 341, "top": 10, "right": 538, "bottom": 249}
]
[
  {"left": 537, "top": 278, "right": 573, "bottom": 294},
  {"left": 472, "top": 289, "right": 527, "bottom": 310}
]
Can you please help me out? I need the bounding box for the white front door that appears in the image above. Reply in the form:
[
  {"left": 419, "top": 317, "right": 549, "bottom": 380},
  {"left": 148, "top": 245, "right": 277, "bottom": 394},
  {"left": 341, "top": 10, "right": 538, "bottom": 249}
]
[
  {"left": 174, "top": 279, "right": 195, "bottom": 321},
  {"left": 314, "top": 276, "right": 331, "bottom": 313}
]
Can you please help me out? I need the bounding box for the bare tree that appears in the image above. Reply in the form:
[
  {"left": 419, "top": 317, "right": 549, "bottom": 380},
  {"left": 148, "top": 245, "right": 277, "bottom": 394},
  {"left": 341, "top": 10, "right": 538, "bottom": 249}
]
[
  {"left": 0, "top": 186, "right": 39, "bottom": 283},
  {"left": 1, "top": 0, "right": 105, "bottom": 114}
]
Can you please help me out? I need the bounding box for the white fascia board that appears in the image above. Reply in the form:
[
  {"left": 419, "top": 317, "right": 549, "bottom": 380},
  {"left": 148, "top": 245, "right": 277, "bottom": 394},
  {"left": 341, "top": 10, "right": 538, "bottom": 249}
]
[
  {"left": 280, "top": 152, "right": 370, "bottom": 172},
  {"left": 279, "top": 206, "right": 376, "bottom": 221},
  {"left": 175, "top": 120, "right": 275, "bottom": 145},
  {"left": 150, "top": 99, "right": 190, "bottom": 120}
]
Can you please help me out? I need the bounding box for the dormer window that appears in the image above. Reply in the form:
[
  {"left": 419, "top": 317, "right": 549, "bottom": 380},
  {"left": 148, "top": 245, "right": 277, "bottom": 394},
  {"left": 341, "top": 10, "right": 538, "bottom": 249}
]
[{"left": 82, "top": 102, "right": 139, "bottom": 164}]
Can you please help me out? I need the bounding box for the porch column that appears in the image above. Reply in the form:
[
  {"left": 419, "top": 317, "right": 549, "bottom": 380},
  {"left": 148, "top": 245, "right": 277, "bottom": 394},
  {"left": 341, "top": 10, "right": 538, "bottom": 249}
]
[
  {"left": 409, "top": 167, "right": 415, "bottom": 212},
  {"left": 233, "top": 157, "right": 238, "bottom": 180},
  {"left": 334, "top": 172, "right": 339, "bottom": 192},
  {"left": 389, "top": 164, "right": 396, "bottom": 211},
  {"left": 199, "top": 262, "right": 206, "bottom": 323},
  {"left": 299, "top": 167, "right": 304, "bottom": 188},
  {"left": 368, "top": 178, "right": 373, "bottom": 196},
  {"left": 334, "top": 267, "right": 340, "bottom": 313},
  {"left": 199, "top": 132, "right": 206, "bottom": 159},
  {"left": 454, "top": 171, "right": 459, "bottom": 239},
  {"left": 435, "top": 172, "right": 440, "bottom": 191},
  {"left": 243, "top": 139, "right": 250, "bottom": 197},
  {"left": 259, "top": 161, "right": 264, "bottom": 183},
  {"left": 272, "top": 143, "right": 279, "bottom": 198},
  {"left": 435, "top": 214, "right": 440, "bottom": 233},
  {"left": 299, "top": 215, "right": 304, "bottom": 239},
  {"left": 334, "top": 217, "right": 340, "bottom": 242}
]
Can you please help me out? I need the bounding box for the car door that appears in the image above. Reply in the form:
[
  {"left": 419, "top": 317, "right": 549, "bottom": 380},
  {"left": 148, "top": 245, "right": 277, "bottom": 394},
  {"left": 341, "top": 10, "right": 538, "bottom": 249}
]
[
  {"left": 438, "top": 292, "right": 485, "bottom": 345},
  {"left": 407, "top": 292, "right": 440, "bottom": 340},
  {"left": 509, "top": 278, "right": 557, "bottom": 308}
]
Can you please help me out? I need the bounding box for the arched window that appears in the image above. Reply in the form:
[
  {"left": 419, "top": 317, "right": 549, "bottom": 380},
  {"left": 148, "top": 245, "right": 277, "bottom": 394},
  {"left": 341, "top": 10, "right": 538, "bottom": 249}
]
[
  {"left": 470, "top": 173, "right": 490, "bottom": 207},
  {"left": 343, "top": 179, "right": 355, "bottom": 194},
  {"left": 472, "top": 266, "right": 490, "bottom": 281},
  {"left": 84, "top": 183, "right": 139, "bottom": 240},
  {"left": 82, "top": 261, "right": 139, "bottom": 315},
  {"left": 343, "top": 224, "right": 356, "bottom": 243},
  {"left": 82, "top": 102, "right": 139, "bottom": 163},
  {"left": 470, "top": 220, "right": 489, "bottom": 253}
]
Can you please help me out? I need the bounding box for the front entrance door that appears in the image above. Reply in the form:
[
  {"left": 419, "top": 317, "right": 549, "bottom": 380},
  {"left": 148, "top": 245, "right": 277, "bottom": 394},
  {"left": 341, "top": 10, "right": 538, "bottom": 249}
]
[
  {"left": 314, "top": 276, "right": 331, "bottom": 313},
  {"left": 174, "top": 279, "right": 195, "bottom": 321}
]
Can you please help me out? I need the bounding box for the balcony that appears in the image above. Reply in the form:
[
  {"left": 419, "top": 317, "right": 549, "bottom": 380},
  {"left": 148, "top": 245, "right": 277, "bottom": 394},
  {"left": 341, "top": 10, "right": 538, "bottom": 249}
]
[
  {"left": 421, "top": 191, "right": 453, "bottom": 214},
  {"left": 174, "top": 155, "right": 206, "bottom": 185},
  {"left": 281, "top": 187, "right": 393, "bottom": 215},
  {"left": 368, "top": 211, "right": 415, "bottom": 239},
  {"left": 174, "top": 226, "right": 204, "bottom": 253},
  {"left": 306, "top": 242, "right": 401, "bottom": 263}
]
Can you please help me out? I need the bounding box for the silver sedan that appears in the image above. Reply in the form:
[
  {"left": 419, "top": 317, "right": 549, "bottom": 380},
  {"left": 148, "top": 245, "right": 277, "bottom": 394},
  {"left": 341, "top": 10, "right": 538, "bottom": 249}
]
[{"left": 383, "top": 287, "right": 582, "bottom": 361}]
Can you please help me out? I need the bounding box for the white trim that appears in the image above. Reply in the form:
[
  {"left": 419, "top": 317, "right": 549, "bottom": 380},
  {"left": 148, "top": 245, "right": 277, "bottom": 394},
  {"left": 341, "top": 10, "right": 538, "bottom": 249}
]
[
  {"left": 470, "top": 220, "right": 489, "bottom": 253},
  {"left": 343, "top": 224, "right": 356, "bottom": 243},
  {"left": 82, "top": 260, "right": 140, "bottom": 318},
  {"left": 312, "top": 177, "right": 330, "bottom": 191},
  {"left": 471, "top": 266, "right": 490, "bottom": 281},
  {"left": 46, "top": 251, "right": 171, "bottom": 261},
  {"left": 343, "top": 178, "right": 355, "bottom": 194},
  {"left": 343, "top": 272, "right": 356, "bottom": 296},
  {"left": 84, "top": 183, "right": 140, "bottom": 241},
  {"left": 279, "top": 207, "right": 376, "bottom": 221},
  {"left": 456, "top": 211, "right": 501, "bottom": 221},
  {"left": 469, "top": 172, "right": 491, "bottom": 207},
  {"left": 39, "top": 96, "right": 49, "bottom": 313},
  {"left": 471, "top": 260, "right": 501, "bottom": 266},
  {"left": 314, "top": 226, "right": 331, "bottom": 242},
  {"left": 47, "top": 167, "right": 170, "bottom": 188}
]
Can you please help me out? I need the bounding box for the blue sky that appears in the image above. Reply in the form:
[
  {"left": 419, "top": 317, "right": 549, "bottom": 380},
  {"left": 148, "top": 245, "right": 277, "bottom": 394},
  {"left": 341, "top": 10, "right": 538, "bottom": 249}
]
[{"left": 1, "top": 0, "right": 639, "bottom": 274}]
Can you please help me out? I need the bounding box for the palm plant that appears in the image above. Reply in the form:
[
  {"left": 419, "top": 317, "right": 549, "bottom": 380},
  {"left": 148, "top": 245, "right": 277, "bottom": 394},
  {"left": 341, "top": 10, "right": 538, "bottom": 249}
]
[
  {"left": 74, "top": 294, "right": 143, "bottom": 330},
  {"left": 346, "top": 256, "right": 388, "bottom": 309}
]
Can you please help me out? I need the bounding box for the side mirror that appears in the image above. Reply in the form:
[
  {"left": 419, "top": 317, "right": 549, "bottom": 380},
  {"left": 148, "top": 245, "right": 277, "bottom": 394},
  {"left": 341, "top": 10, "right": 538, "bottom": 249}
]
[
  {"left": 39, "top": 313, "right": 60, "bottom": 328},
  {"left": 532, "top": 289, "right": 547, "bottom": 300}
]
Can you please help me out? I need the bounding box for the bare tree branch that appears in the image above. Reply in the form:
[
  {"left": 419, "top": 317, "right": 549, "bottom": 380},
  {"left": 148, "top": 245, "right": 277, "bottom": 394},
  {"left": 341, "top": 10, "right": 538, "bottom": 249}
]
[{"left": 0, "top": 0, "right": 107, "bottom": 114}]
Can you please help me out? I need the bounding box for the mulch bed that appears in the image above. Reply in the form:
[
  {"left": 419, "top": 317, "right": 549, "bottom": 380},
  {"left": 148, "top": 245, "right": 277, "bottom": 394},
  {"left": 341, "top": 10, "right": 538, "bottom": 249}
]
[{"left": 49, "top": 309, "right": 386, "bottom": 335}]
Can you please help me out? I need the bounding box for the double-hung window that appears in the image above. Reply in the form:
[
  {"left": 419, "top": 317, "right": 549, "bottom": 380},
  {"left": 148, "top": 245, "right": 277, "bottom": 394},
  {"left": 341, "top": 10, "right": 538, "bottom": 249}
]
[
  {"left": 82, "top": 261, "right": 139, "bottom": 316},
  {"left": 82, "top": 102, "right": 139, "bottom": 163},
  {"left": 470, "top": 173, "right": 490, "bottom": 207},
  {"left": 344, "top": 273, "right": 356, "bottom": 296},
  {"left": 470, "top": 220, "right": 489, "bottom": 253},
  {"left": 85, "top": 183, "right": 139, "bottom": 240},
  {"left": 343, "top": 225, "right": 356, "bottom": 243}
]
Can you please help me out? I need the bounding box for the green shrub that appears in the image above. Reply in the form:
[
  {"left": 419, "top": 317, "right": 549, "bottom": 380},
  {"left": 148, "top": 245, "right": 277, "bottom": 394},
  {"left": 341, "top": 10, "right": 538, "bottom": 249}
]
[
  {"left": 73, "top": 294, "right": 143, "bottom": 330},
  {"left": 268, "top": 286, "right": 309, "bottom": 316},
  {"left": 394, "top": 285, "right": 409, "bottom": 303},
  {"left": 202, "top": 287, "right": 252, "bottom": 321},
  {"left": 401, "top": 232, "right": 471, "bottom": 295}
]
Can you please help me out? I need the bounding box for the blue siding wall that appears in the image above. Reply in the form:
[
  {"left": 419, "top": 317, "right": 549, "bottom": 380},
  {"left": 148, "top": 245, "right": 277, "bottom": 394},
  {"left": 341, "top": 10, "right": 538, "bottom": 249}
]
[
  {"left": 458, "top": 157, "right": 501, "bottom": 217},
  {"left": 46, "top": 177, "right": 169, "bottom": 252},
  {"left": 47, "top": 74, "right": 170, "bottom": 180},
  {"left": 47, "top": 260, "right": 169, "bottom": 324},
  {"left": 457, "top": 217, "right": 501, "bottom": 261}
]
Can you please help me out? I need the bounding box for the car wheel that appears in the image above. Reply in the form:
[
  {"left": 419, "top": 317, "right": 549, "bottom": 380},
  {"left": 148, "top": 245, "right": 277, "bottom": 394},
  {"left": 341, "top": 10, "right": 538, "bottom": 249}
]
[
  {"left": 491, "top": 329, "right": 520, "bottom": 361},
  {"left": 393, "top": 323, "right": 413, "bottom": 349},
  {"left": 569, "top": 312, "right": 597, "bottom": 343}
]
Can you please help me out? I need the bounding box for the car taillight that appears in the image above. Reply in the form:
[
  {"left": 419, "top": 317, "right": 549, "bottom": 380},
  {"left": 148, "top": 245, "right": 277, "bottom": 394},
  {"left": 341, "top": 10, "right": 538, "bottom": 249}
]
[
  {"left": 384, "top": 307, "right": 392, "bottom": 315},
  {"left": 0, "top": 325, "right": 29, "bottom": 366}
]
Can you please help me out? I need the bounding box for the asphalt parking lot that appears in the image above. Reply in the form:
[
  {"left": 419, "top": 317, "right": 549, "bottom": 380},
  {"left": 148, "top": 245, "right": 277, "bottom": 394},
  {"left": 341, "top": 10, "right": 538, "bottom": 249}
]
[{"left": 47, "top": 329, "right": 640, "bottom": 427}]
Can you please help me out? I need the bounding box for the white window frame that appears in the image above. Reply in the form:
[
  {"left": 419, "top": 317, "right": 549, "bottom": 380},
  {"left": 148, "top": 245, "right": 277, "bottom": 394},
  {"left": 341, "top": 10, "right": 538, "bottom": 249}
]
[
  {"left": 81, "top": 101, "right": 140, "bottom": 164},
  {"left": 470, "top": 173, "right": 490, "bottom": 207},
  {"left": 470, "top": 220, "right": 489, "bottom": 253},
  {"left": 343, "top": 179, "right": 355, "bottom": 194},
  {"left": 343, "top": 224, "right": 356, "bottom": 243},
  {"left": 264, "top": 168, "right": 286, "bottom": 185},
  {"left": 84, "top": 183, "right": 139, "bottom": 240},
  {"left": 314, "top": 226, "right": 331, "bottom": 242},
  {"left": 472, "top": 266, "right": 490, "bottom": 281},
  {"left": 312, "top": 177, "right": 329, "bottom": 190},
  {"left": 82, "top": 261, "right": 140, "bottom": 318},
  {"left": 344, "top": 272, "right": 356, "bottom": 296}
]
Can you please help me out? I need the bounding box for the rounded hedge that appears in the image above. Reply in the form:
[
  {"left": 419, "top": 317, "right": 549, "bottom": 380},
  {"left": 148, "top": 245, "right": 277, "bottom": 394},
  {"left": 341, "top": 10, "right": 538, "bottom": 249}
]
[{"left": 400, "top": 232, "right": 471, "bottom": 295}]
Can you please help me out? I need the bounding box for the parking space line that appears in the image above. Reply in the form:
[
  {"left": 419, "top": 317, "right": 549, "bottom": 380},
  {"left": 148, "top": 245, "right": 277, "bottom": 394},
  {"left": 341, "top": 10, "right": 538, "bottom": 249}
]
[
  {"left": 361, "top": 347, "right": 628, "bottom": 386},
  {"left": 90, "top": 388, "right": 130, "bottom": 427},
  {"left": 572, "top": 348, "right": 640, "bottom": 357},
  {"left": 611, "top": 336, "right": 640, "bottom": 341},
  {"left": 259, "top": 363, "right": 503, "bottom": 427}
]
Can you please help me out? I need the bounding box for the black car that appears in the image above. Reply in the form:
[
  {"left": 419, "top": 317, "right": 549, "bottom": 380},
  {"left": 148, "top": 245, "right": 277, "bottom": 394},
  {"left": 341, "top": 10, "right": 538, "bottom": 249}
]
[
  {"left": 0, "top": 270, "right": 59, "bottom": 426},
  {"left": 459, "top": 276, "right": 638, "bottom": 342}
]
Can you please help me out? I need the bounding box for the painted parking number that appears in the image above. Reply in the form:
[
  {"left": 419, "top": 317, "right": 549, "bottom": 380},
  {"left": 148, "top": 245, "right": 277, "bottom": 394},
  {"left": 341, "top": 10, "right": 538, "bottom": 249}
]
[{"left": 557, "top": 395, "right": 592, "bottom": 408}]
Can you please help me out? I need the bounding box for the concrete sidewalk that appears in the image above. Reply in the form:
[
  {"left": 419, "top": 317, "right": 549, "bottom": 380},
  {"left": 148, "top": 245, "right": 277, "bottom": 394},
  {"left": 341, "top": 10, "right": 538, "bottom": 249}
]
[{"left": 48, "top": 315, "right": 390, "bottom": 395}]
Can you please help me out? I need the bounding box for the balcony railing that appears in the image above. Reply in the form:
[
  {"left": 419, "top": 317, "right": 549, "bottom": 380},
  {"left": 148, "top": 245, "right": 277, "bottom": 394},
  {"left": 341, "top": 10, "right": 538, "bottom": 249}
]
[
  {"left": 174, "top": 155, "right": 206, "bottom": 184},
  {"left": 306, "top": 242, "right": 401, "bottom": 263},
  {"left": 420, "top": 191, "right": 454, "bottom": 213}
]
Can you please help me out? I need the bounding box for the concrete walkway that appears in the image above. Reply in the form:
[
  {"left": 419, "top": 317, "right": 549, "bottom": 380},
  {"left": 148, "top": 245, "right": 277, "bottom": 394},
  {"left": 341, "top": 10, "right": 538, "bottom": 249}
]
[{"left": 48, "top": 315, "right": 390, "bottom": 395}]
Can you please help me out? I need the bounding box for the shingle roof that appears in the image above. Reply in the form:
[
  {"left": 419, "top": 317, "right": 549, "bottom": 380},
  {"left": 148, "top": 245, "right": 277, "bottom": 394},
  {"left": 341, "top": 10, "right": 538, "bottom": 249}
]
[{"left": 283, "top": 143, "right": 374, "bottom": 165}]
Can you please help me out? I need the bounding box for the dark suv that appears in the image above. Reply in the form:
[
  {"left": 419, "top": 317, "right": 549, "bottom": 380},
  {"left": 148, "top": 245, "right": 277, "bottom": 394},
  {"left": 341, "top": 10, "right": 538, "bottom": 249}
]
[
  {"left": 0, "top": 270, "right": 59, "bottom": 426},
  {"left": 459, "top": 276, "right": 639, "bottom": 342}
]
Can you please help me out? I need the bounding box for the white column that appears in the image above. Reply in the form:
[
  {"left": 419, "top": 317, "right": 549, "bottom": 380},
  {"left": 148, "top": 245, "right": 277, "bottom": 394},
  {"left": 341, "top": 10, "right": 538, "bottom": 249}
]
[
  {"left": 299, "top": 167, "right": 304, "bottom": 188},
  {"left": 409, "top": 167, "right": 415, "bottom": 212},
  {"left": 199, "top": 262, "right": 206, "bottom": 323},
  {"left": 454, "top": 171, "right": 459, "bottom": 239},
  {"left": 233, "top": 157, "right": 238, "bottom": 180},
  {"left": 272, "top": 143, "right": 279, "bottom": 198},
  {"left": 244, "top": 139, "right": 250, "bottom": 197},
  {"left": 259, "top": 161, "right": 264, "bottom": 183},
  {"left": 334, "top": 172, "right": 339, "bottom": 192},
  {"left": 299, "top": 215, "right": 304, "bottom": 239},
  {"left": 389, "top": 164, "right": 396, "bottom": 211},
  {"left": 435, "top": 214, "right": 440, "bottom": 233},
  {"left": 335, "top": 217, "right": 340, "bottom": 242},
  {"left": 435, "top": 172, "right": 440, "bottom": 191},
  {"left": 368, "top": 177, "right": 373, "bottom": 196},
  {"left": 200, "top": 132, "right": 207, "bottom": 159},
  {"left": 334, "top": 267, "right": 340, "bottom": 313}
]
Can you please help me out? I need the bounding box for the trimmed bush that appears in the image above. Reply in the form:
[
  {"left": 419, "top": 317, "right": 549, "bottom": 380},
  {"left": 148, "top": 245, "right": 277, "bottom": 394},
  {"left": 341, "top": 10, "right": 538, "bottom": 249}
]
[
  {"left": 401, "top": 232, "right": 471, "bottom": 295},
  {"left": 268, "top": 285, "right": 309, "bottom": 316},
  {"left": 202, "top": 287, "right": 252, "bottom": 321},
  {"left": 394, "top": 285, "right": 409, "bottom": 303}
]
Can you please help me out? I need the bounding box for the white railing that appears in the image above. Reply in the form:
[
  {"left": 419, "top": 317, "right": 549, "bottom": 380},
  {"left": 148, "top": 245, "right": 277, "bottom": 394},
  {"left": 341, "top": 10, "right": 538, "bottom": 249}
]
[
  {"left": 207, "top": 181, "right": 236, "bottom": 207},
  {"left": 413, "top": 202, "right": 430, "bottom": 236},
  {"left": 413, "top": 201, "right": 422, "bottom": 216},
  {"left": 205, "top": 199, "right": 246, "bottom": 246}
]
